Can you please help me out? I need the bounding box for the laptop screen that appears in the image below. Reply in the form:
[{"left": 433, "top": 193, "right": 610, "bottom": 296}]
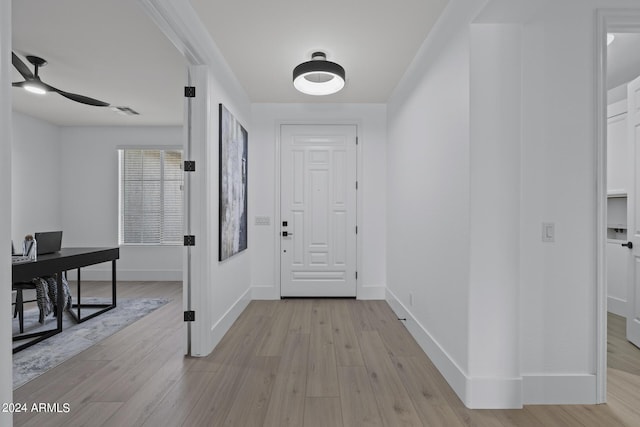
[{"left": 34, "top": 231, "right": 63, "bottom": 255}]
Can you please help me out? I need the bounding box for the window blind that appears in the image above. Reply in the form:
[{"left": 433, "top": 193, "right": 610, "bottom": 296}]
[{"left": 119, "top": 149, "right": 183, "bottom": 245}]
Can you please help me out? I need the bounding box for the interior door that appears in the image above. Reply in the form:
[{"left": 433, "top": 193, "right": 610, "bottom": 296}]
[
  {"left": 280, "top": 124, "right": 357, "bottom": 297},
  {"left": 627, "top": 74, "right": 640, "bottom": 348}
]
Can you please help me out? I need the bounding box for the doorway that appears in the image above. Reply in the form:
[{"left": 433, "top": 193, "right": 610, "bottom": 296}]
[
  {"left": 279, "top": 124, "right": 358, "bottom": 297},
  {"left": 597, "top": 9, "right": 640, "bottom": 403}
]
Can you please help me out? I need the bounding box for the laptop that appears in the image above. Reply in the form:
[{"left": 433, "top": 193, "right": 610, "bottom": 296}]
[{"left": 34, "top": 231, "right": 63, "bottom": 255}]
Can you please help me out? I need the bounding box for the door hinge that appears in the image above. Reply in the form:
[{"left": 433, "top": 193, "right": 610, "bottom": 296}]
[
  {"left": 355, "top": 226, "right": 358, "bottom": 234},
  {"left": 356, "top": 136, "right": 359, "bottom": 145},
  {"left": 355, "top": 271, "right": 358, "bottom": 280},
  {"left": 355, "top": 181, "right": 358, "bottom": 190},
  {"left": 184, "top": 86, "right": 196, "bottom": 98},
  {"left": 184, "top": 310, "right": 195, "bottom": 322},
  {"left": 184, "top": 235, "right": 196, "bottom": 246},
  {"left": 184, "top": 160, "right": 196, "bottom": 172}
]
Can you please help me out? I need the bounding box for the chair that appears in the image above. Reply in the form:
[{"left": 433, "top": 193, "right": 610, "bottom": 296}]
[{"left": 12, "top": 282, "right": 37, "bottom": 334}]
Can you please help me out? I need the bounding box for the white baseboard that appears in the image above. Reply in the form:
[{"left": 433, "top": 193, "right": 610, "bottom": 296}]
[
  {"left": 66, "top": 269, "right": 182, "bottom": 282},
  {"left": 522, "top": 374, "right": 596, "bottom": 404},
  {"left": 192, "top": 287, "right": 251, "bottom": 357},
  {"left": 385, "top": 289, "right": 468, "bottom": 404},
  {"left": 466, "top": 377, "right": 522, "bottom": 409},
  {"left": 608, "top": 296, "right": 627, "bottom": 318},
  {"left": 386, "top": 289, "right": 523, "bottom": 409},
  {"left": 358, "top": 285, "right": 386, "bottom": 300}
]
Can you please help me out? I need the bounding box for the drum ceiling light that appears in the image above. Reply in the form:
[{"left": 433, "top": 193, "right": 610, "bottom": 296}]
[{"left": 293, "top": 52, "right": 345, "bottom": 96}]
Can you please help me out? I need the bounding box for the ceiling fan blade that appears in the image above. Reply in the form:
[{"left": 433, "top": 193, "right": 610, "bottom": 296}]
[
  {"left": 44, "top": 83, "right": 110, "bottom": 107},
  {"left": 12, "top": 52, "right": 34, "bottom": 80}
]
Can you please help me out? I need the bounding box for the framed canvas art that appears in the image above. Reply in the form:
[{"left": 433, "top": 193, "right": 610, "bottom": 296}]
[{"left": 219, "top": 104, "right": 248, "bottom": 261}]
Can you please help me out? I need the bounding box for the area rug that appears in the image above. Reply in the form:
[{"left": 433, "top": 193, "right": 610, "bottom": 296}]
[{"left": 12, "top": 297, "right": 168, "bottom": 389}]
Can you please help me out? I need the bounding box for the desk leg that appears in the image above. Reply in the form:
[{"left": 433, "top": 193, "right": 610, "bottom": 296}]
[
  {"left": 56, "top": 271, "right": 63, "bottom": 333},
  {"left": 112, "top": 260, "right": 117, "bottom": 307},
  {"left": 77, "top": 267, "right": 81, "bottom": 320}
]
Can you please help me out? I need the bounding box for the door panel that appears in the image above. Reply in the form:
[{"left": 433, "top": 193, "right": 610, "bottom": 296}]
[
  {"left": 627, "top": 75, "right": 640, "bottom": 348},
  {"left": 280, "top": 125, "right": 357, "bottom": 297}
]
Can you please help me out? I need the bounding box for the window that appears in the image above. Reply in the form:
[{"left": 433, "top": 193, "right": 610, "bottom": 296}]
[{"left": 119, "top": 148, "right": 183, "bottom": 245}]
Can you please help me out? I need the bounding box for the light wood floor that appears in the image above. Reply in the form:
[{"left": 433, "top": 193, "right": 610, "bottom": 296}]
[{"left": 12, "top": 282, "right": 640, "bottom": 426}]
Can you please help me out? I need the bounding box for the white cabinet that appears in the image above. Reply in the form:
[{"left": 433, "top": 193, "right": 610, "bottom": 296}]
[{"left": 606, "top": 100, "right": 629, "bottom": 317}]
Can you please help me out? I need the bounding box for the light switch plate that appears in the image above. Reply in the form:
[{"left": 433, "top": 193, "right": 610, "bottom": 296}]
[
  {"left": 255, "top": 216, "right": 271, "bottom": 226},
  {"left": 542, "top": 222, "right": 555, "bottom": 242}
]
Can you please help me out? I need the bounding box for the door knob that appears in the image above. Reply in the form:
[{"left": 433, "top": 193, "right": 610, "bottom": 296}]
[{"left": 622, "top": 241, "right": 633, "bottom": 249}]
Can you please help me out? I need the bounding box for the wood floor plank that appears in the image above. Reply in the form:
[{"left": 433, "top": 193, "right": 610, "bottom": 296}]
[
  {"left": 18, "top": 402, "right": 121, "bottom": 427},
  {"left": 358, "top": 330, "right": 423, "bottom": 427},
  {"left": 289, "top": 299, "right": 312, "bottom": 334},
  {"left": 257, "top": 300, "right": 295, "bottom": 356},
  {"left": 337, "top": 366, "right": 384, "bottom": 427},
  {"left": 332, "top": 300, "right": 365, "bottom": 367},
  {"left": 222, "top": 356, "right": 280, "bottom": 427},
  {"left": 303, "top": 397, "right": 344, "bottom": 427},
  {"left": 101, "top": 347, "right": 195, "bottom": 427},
  {"left": 263, "top": 332, "right": 310, "bottom": 427},
  {"left": 306, "top": 301, "right": 339, "bottom": 397},
  {"left": 12, "top": 284, "right": 640, "bottom": 427},
  {"left": 139, "top": 369, "right": 217, "bottom": 427},
  {"left": 393, "top": 356, "right": 465, "bottom": 426}
]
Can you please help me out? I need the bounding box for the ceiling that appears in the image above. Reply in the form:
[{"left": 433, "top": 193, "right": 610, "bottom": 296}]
[
  {"left": 12, "top": 0, "right": 448, "bottom": 126},
  {"left": 607, "top": 33, "right": 640, "bottom": 91},
  {"left": 11, "top": 2, "right": 640, "bottom": 127},
  {"left": 11, "top": 0, "right": 187, "bottom": 126}
]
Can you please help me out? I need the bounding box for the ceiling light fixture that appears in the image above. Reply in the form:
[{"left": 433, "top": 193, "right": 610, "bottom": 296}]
[{"left": 293, "top": 52, "right": 345, "bottom": 96}]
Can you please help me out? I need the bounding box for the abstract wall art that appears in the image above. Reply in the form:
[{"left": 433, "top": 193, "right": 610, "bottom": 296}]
[{"left": 219, "top": 104, "right": 248, "bottom": 261}]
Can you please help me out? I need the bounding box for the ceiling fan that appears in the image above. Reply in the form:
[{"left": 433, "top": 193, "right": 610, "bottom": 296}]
[{"left": 11, "top": 52, "right": 110, "bottom": 107}]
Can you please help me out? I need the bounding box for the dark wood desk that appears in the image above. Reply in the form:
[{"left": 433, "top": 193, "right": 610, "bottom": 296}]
[{"left": 12, "top": 247, "right": 119, "bottom": 353}]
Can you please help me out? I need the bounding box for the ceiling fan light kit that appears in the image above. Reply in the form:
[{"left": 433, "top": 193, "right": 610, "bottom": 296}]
[
  {"left": 293, "top": 52, "right": 345, "bottom": 96},
  {"left": 11, "top": 52, "right": 110, "bottom": 107}
]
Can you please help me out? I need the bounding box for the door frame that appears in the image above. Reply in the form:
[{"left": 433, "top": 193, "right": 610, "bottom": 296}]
[
  {"left": 274, "top": 120, "right": 362, "bottom": 299},
  {"left": 595, "top": 8, "right": 640, "bottom": 404}
]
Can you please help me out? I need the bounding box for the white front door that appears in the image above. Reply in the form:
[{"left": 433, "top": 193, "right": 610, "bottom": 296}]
[
  {"left": 280, "top": 124, "right": 357, "bottom": 297},
  {"left": 627, "top": 74, "right": 640, "bottom": 348}
]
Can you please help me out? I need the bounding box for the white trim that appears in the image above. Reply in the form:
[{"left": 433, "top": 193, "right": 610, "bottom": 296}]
[
  {"left": 608, "top": 296, "right": 627, "bottom": 318},
  {"left": 385, "top": 288, "right": 468, "bottom": 405},
  {"left": 387, "top": 288, "right": 523, "bottom": 409},
  {"left": 192, "top": 287, "right": 252, "bottom": 357},
  {"left": 274, "top": 120, "right": 363, "bottom": 298},
  {"left": 466, "top": 377, "right": 522, "bottom": 409},
  {"left": 595, "top": 8, "right": 640, "bottom": 405},
  {"left": 522, "top": 374, "right": 597, "bottom": 405},
  {"left": 0, "top": 0, "right": 13, "bottom": 419}
]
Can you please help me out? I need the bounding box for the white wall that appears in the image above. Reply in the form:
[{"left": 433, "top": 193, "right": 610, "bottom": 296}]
[
  {"left": 467, "top": 22, "right": 522, "bottom": 407},
  {"left": 250, "top": 103, "right": 387, "bottom": 300},
  {"left": 386, "top": 0, "right": 640, "bottom": 408},
  {"left": 386, "top": 0, "right": 478, "bottom": 404},
  {"left": 59, "top": 126, "right": 183, "bottom": 280},
  {"left": 11, "top": 112, "right": 62, "bottom": 246},
  {"left": 1, "top": 0, "right": 13, "bottom": 423}
]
